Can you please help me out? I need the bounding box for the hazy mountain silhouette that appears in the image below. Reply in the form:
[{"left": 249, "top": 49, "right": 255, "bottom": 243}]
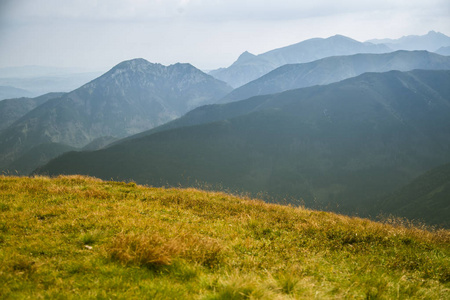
[
  {"left": 0, "top": 86, "right": 34, "bottom": 101},
  {"left": 367, "top": 31, "right": 450, "bottom": 52},
  {"left": 221, "top": 50, "right": 450, "bottom": 103},
  {"left": 436, "top": 46, "right": 450, "bottom": 56},
  {"left": 209, "top": 35, "right": 390, "bottom": 88}
]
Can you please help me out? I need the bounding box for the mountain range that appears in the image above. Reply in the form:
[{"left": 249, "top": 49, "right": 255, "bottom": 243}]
[
  {"left": 209, "top": 31, "right": 450, "bottom": 89},
  {"left": 367, "top": 30, "right": 450, "bottom": 52},
  {"left": 0, "top": 86, "right": 35, "bottom": 101},
  {"left": 209, "top": 35, "right": 390, "bottom": 88},
  {"left": 221, "top": 50, "right": 450, "bottom": 103},
  {"left": 36, "top": 69, "right": 450, "bottom": 220},
  {"left": 0, "top": 59, "right": 232, "bottom": 172},
  {"left": 436, "top": 46, "right": 450, "bottom": 56}
]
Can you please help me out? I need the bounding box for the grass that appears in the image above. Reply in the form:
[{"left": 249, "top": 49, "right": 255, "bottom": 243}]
[{"left": 0, "top": 175, "right": 449, "bottom": 299}]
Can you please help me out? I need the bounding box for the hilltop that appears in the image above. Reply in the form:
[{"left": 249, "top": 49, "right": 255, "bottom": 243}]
[{"left": 0, "top": 175, "right": 448, "bottom": 298}]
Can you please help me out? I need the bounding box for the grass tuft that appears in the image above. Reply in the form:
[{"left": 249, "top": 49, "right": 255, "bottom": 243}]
[
  {"left": 109, "top": 232, "right": 177, "bottom": 268},
  {"left": 108, "top": 231, "right": 225, "bottom": 269}
]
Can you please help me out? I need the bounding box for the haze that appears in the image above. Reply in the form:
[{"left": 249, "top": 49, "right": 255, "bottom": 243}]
[{"left": 0, "top": 0, "right": 449, "bottom": 71}]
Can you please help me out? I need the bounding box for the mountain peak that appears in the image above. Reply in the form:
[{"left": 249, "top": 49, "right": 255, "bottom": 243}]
[
  {"left": 235, "top": 51, "right": 257, "bottom": 63},
  {"left": 327, "top": 34, "right": 357, "bottom": 42},
  {"left": 112, "top": 58, "right": 156, "bottom": 70},
  {"left": 427, "top": 30, "right": 438, "bottom": 35},
  {"left": 170, "top": 62, "right": 196, "bottom": 70}
]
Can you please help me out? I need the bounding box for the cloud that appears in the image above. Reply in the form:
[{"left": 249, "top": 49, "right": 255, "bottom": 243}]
[
  {"left": 4, "top": 0, "right": 449, "bottom": 23},
  {"left": 0, "top": 0, "right": 449, "bottom": 69}
]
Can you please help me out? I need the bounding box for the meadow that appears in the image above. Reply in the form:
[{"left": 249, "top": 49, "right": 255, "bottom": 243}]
[{"left": 0, "top": 175, "right": 448, "bottom": 299}]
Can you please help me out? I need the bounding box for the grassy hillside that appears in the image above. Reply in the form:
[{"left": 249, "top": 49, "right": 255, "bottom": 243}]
[{"left": 1, "top": 175, "right": 449, "bottom": 299}]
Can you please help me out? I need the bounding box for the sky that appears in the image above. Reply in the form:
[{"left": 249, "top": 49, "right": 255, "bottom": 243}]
[{"left": 0, "top": 0, "right": 449, "bottom": 71}]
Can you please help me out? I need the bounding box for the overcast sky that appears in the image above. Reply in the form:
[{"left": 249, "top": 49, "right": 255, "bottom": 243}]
[{"left": 0, "top": 0, "right": 449, "bottom": 71}]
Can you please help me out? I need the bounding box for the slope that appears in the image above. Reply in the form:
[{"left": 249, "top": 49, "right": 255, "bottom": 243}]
[
  {"left": 0, "top": 175, "right": 448, "bottom": 298},
  {"left": 209, "top": 35, "right": 390, "bottom": 87},
  {"left": 37, "top": 70, "right": 450, "bottom": 217},
  {"left": 377, "top": 162, "right": 450, "bottom": 228},
  {"left": 0, "top": 92, "right": 64, "bottom": 131},
  {"left": 5, "top": 143, "right": 77, "bottom": 175},
  {"left": 0, "top": 59, "right": 232, "bottom": 171},
  {"left": 222, "top": 50, "right": 450, "bottom": 103},
  {"left": 436, "top": 46, "right": 450, "bottom": 56}
]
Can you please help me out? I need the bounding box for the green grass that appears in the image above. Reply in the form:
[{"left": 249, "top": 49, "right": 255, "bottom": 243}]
[{"left": 0, "top": 175, "right": 449, "bottom": 299}]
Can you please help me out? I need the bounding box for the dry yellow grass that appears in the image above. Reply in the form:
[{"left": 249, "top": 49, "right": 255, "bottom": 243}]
[{"left": 0, "top": 175, "right": 448, "bottom": 299}]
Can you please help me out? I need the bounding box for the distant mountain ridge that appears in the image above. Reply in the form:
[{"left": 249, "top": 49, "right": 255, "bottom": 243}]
[
  {"left": 367, "top": 31, "right": 450, "bottom": 52},
  {"left": 0, "top": 86, "right": 34, "bottom": 101},
  {"left": 209, "top": 35, "right": 391, "bottom": 87},
  {"left": 0, "top": 58, "right": 232, "bottom": 171},
  {"left": 436, "top": 46, "right": 450, "bottom": 56},
  {"left": 36, "top": 70, "right": 450, "bottom": 220},
  {"left": 221, "top": 50, "right": 450, "bottom": 103}
]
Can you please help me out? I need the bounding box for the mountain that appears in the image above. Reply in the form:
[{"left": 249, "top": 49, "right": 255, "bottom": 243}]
[
  {"left": 208, "top": 52, "right": 277, "bottom": 89},
  {"left": 0, "top": 59, "right": 232, "bottom": 171},
  {"left": 0, "top": 93, "right": 64, "bottom": 131},
  {"left": 209, "top": 35, "right": 391, "bottom": 88},
  {"left": 436, "top": 46, "right": 450, "bottom": 56},
  {"left": 376, "top": 162, "right": 450, "bottom": 228},
  {"left": 222, "top": 50, "right": 450, "bottom": 103},
  {"left": 81, "top": 136, "right": 118, "bottom": 151},
  {"left": 36, "top": 70, "right": 450, "bottom": 218},
  {"left": 0, "top": 86, "right": 34, "bottom": 100},
  {"left": 367, "top": 31, "right": 450, "bottom": 52}
]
